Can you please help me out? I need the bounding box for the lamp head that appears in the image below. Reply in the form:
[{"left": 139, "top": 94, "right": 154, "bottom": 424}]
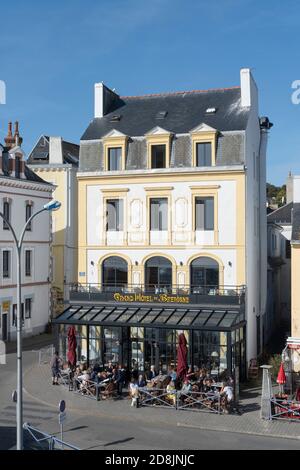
[{"left": 44, "top": 200, "right": 61, "bottom": 211}]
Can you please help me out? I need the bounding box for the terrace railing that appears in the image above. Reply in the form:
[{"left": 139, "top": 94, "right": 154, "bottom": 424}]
[{"left": 69, "top": 283, "right": 246, "bottom": 306}]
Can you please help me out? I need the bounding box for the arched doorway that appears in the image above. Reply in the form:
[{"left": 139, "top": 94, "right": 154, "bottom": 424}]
[
  {"left": 145, "top": 256, "right": 172, "bottom": 292},
  {"left": 102, "top": 256, "right": 128, "bottom": 290},
  {"left": 190, "top": 256, "right": 219, "bottom": 293}
]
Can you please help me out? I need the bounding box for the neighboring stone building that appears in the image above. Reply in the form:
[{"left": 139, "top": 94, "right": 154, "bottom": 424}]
[
  {"left": 27, "top": 136, "right": 79, "bottom": 316},
  {"left": 53, "top": 69, "right": 272, "bottom": 381},
  {"left": 0, "top": 122, "right": 54, "bottom": 341}
]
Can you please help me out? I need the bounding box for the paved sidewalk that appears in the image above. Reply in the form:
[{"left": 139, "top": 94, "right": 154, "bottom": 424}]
[
  {"left": 23, "top": 362, "right": 300, "bottom": 441},
  {"left": 6, "top": 333, "right": 54, "bottom": 354}
]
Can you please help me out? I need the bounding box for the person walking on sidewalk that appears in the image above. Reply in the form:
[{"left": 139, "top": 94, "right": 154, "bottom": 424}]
[{"left": 50, "top": 351, "right": 61, "bottom": 385}]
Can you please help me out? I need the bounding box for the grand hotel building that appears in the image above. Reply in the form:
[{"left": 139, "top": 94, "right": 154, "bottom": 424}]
[{"left": 52, "top": 68, "right": 272, "bottom": 380}]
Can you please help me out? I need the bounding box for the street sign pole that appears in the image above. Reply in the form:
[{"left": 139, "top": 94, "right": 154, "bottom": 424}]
[{"left": 58, "top": 400, "right": 66, "bottom": 449}]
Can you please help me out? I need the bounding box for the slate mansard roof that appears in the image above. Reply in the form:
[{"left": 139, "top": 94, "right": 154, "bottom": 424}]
[
  {"left": 81, "top": 87, "right": 250, "bottom": 141},
  {"left": 27, "top": 135, "right": 79, "bottom": 166}
]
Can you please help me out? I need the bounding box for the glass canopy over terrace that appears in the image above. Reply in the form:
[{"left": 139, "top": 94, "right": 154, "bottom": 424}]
[{"left": 53, "top": 304, "right": 245, "bottom": 332}]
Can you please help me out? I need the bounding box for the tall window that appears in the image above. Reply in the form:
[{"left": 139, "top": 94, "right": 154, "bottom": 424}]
[
  {"left": 3, "top": 250, "right": 10, "bottom": 278},
  {"left": 108, "top": 147, "right": 122, "bottom": 171},
  {"left": 190, "top": 257, "right": 219, "bottom": 289},
  {"left": 25, "top": 298, "right": 32, "bottom": 319},
  {"left": 195, "top": 197, "right": 214, "bottom": 230},
  {"left": 3, "top": 201, "right": 10, "bottom": 230},
  {"left": 151, "top": 145, "right": 166, "bottom": 168},
  {"left": 25, "top": 250, "right": 32, "bottom": 277},
  {"left": 102, "top": 256, "right": 128, "bottom": 289},
  {"left": 26, "top": 203, "right": 32, "bottom": 231},
  {"left": 196, "top": 142, "right": 212, "bottom": 166},
  {"left": 150, "top": 198, "right": 168, "bottom": 231},
  {"left": 106, "top": 199, "right": 123, "bottom": 231},
  {"left": 15, "top": 157, "right": 21, "bottom": 178},
  {"left": 145, "top": 256, "right": 172, "bottom": 290}
]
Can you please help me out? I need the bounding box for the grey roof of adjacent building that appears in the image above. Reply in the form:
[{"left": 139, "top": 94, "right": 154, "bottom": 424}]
[
  {"left": 267, "top": 202, "right": 300, "bottom": 242},
  {"left": 267, "top": 202, "right": 293, "bottom": 224},
  {"left": 27, "top": 135, "right": 79, "bottom": 166},
  {"left": 292, "top": 203, "right": 300, "bottom": 241},
  {"left": 81, "top": 87, "right": 250, "bottom": 140},
  {"left": 0, "top": 145, "right": 52, "bottom": 185}
]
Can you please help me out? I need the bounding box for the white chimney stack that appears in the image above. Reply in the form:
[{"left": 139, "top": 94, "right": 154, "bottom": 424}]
[
  {"left": 94, "top": 82, "right": 104, "bottom": 118},
  {"left": 49, "top": 137, "right": 63, "bottom": 165},
  {"left": 240, "top": 68, "right": 258, "bottom": 110}
]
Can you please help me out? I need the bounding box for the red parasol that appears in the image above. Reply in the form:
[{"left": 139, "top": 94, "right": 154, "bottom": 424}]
[
  {"left": 276, "top": 363, "right": 286, "bottom": 384},
  {"left": 176, "top": 333, "right": 188, "bottom": 381},
  {"left": 67, "top": 326, "right": 77, "bottom": 369}
]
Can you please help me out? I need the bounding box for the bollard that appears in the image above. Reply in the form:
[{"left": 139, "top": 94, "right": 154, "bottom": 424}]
[{"left": 260, "top": 365, "right": 273, "bottom": 420}]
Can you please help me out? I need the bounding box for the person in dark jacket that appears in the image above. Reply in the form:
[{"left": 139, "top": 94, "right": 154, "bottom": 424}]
[
  {"left": 50, "top": 351, "right": 61, "bottom": 385},
  {"left": 115, "top": 364, "right": 126, "bottom": 397}
]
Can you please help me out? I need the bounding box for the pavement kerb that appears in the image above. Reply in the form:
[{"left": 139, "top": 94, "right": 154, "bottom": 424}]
[{"left": 177, "top": 422, "right": 300, "bottom": 441}]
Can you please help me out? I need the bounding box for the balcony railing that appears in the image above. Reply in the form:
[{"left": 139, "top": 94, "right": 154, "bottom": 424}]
[{"left": 68, "top": 283, "right": 246, "bottom": 306}]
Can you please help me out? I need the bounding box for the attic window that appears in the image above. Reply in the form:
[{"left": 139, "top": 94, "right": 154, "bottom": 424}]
[
  {"left": 205, "top": 107, "right": 217, "bottom": 114},
  {"left": 110, "top": 114, "right": 121, "bottom": 122},
  {"left": 156, "top": 111, "right": 168, "bottom": 119}
]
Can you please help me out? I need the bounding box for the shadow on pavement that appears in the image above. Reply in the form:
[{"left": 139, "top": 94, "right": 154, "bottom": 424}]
[{"left": 0, "top": 426, "right": 49, "bottom": 450}]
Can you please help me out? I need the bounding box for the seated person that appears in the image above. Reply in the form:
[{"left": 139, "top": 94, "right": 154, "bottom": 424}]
[
  {"left": 179, "top": 379, "right": 192, "bottom": 399},
  {"left": 202, "top": 378, "right": 215, "bottom": 396},
  {"left": 220, "top": 381, "right": 234, "bottom": 413},
  {"left": 147, "top": 365, "right": 158, "bottom": 381},
  {"left": 166, "top": 380, "right": 176, "bottom": 405},
  {"left": 186, "top": 367, "right": 195, "bottom": 381},
  {"left": 77, "top": 369, "right": 91, "bottom": 391},
  {"left": 167, "top": 367, "right": 177, "bottom": 382},
  {"left": 137, "top": 374, "right": 146, "bottom": 388},
  {"left": 105, "top": 361, "right": 114, "bottom": 375},
  {"left": 129, "top": 378, "right": 139, "bottom": 398}
]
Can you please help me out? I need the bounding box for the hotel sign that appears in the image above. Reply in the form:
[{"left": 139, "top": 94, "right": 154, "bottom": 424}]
[{"left": 113, "top": 292, "right": 190, "bottom": 304}]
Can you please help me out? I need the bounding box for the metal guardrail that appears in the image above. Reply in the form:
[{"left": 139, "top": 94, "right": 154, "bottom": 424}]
[
  {"left": 138, "top": 388, "right": 224, "bottom": 414},
  {"left": 176, "top": 390, "right": 222, "bottom": 413},
  {"left": 270, "top": 397, "right": 300, "bottom": 421},
  {"left": 23, "top": 423, "right": 80, "bottom": 450},
  {"left": 62, "top": 376, "right": 117, "bottom": 401},
  {"left": 138, "top": 388, "right": 177, "bottom": 408},
  {"left": 68, "top": 283, "right": 246, "bottom": 307}
]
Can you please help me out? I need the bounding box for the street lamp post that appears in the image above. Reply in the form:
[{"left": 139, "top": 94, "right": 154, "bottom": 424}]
[{"left": 0, "top": 199, "right": 61, "bottom": 450}]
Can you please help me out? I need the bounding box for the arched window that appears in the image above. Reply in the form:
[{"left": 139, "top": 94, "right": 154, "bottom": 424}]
[
  {"left": 102, "top": 256, "right": 128, "bottom": 290},
  {"left": 190, "top": 257, "right": 219, "bottom": 291},
  {"left": 145, "top": 256, "right": 172, "bottom": 291}
]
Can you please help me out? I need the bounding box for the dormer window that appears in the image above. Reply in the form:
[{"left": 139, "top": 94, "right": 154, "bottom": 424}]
[
  {"left": 190, "top": 123, "right": 217, "bottom": 168},
  {"left": 108, "top": 147, "right": 122, "bottom": 170},
  {"left": 145, "top": 127, "right": 172, "bottom": 169},
  {"left": 196, "top": 142, "right": 212, "bottom": 167},
  {"left": 151, "top": 144, "right": 166, "bottom": 169},
  {"left": 103, "top": 130, "right": 127, "bottom": 171}
]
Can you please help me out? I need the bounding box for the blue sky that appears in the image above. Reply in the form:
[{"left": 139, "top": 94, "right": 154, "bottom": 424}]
[{"left": 0, "top": 0, "right": 299, "bottom": 185}]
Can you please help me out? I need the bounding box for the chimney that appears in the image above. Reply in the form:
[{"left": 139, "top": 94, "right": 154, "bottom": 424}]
[
  {"left": 94, "top": 82, "right": 119, "bottom": 119},
  {"left": 240, "top": 68, "right": 258, "bottom": 110},
  {"left": 94, "top": 82, "right": 104, "bottom": 118},
  {"left": 14, "top": 121, "right": 23, "bottom": 147},
  {"left": 4, "top": 122, "right": 15, "bottom": 149},
  {"left": 49, "top": 137, "right": 63, "bottom": 164}
]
